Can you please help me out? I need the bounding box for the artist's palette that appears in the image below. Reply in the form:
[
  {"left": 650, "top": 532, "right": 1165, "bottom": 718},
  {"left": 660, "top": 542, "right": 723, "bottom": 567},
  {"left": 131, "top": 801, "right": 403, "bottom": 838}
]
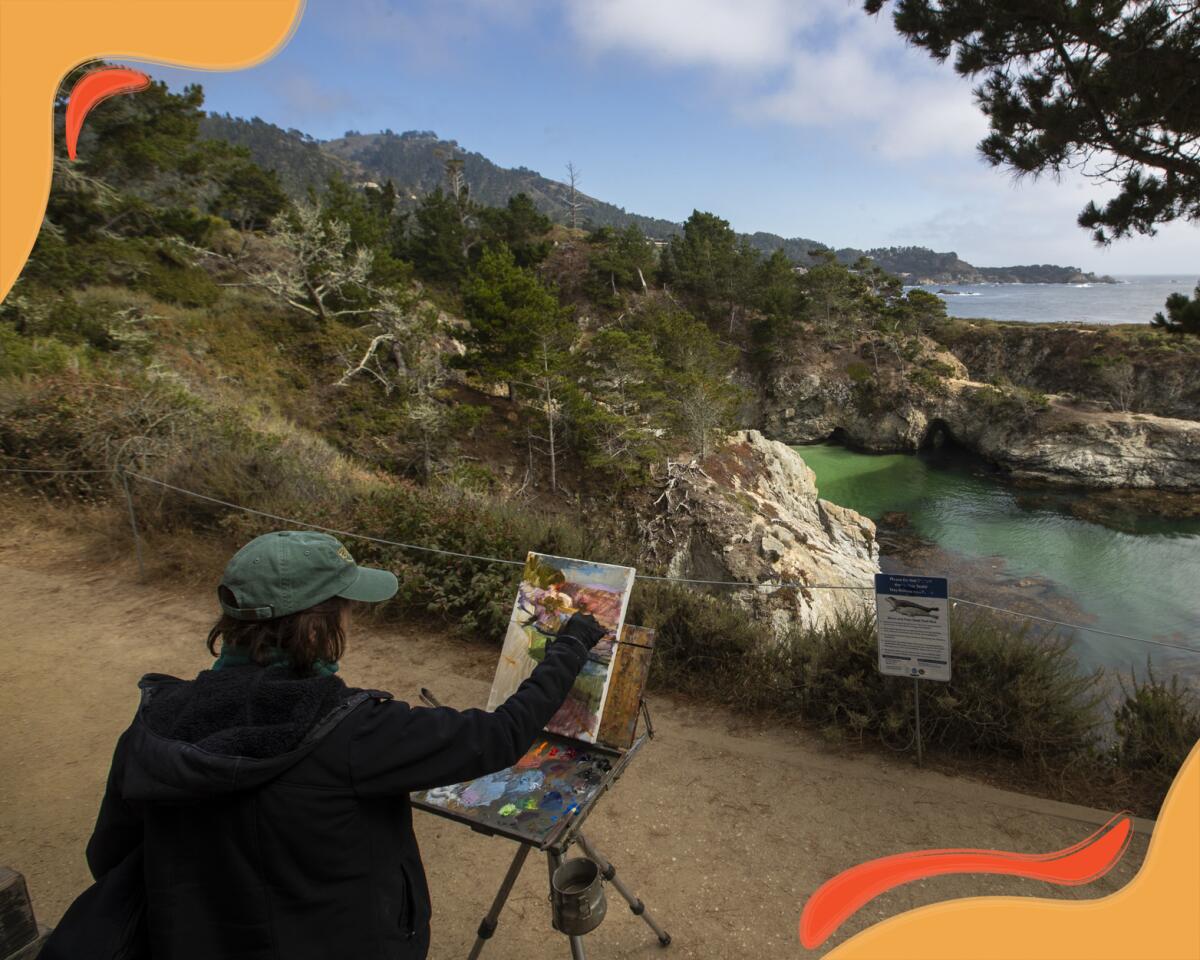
[{"left": 413, "top": 733, "right": 619, "bottom": 847}]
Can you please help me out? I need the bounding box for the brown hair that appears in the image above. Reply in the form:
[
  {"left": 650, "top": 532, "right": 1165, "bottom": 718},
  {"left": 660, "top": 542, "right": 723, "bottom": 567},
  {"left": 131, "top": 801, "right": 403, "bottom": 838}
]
[{"left": 207, "top": 588, "right": 349, "bottom": 675}]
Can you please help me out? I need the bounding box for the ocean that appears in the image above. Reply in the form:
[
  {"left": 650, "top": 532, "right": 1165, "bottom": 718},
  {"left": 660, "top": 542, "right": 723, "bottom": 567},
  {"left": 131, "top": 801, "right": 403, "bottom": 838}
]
[{"left": 907, "top": 274, "right": 1198, "bottom": 326}]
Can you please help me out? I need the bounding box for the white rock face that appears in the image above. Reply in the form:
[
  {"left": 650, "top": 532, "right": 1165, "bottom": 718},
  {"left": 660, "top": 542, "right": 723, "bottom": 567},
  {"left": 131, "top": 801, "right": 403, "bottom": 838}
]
[
  {"left": 641, "top": 430, "right": 880, "bottom": 638},
  {"left": 941, "top": 383, "right": 1200, "bottom": 491}
]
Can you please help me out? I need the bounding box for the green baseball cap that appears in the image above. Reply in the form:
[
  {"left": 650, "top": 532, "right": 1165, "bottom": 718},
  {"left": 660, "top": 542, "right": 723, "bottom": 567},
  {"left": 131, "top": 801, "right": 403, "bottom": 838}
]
[{"left": 219, "top": 530, "right": 398, "bottom": 621}]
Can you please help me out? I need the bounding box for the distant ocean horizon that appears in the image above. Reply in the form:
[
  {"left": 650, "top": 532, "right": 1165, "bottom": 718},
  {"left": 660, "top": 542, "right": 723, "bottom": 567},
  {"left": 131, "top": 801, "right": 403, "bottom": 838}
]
[{"left": 905, "top": 274, "right": 1198, "bottom": 325}]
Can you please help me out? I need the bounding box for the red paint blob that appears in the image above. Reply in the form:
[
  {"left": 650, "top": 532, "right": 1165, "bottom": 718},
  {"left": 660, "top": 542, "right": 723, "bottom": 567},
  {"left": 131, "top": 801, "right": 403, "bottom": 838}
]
[
  {"left": 798, "top": 813, "right": 1133, "bottom": 949},
  {"left": 65, "top": 66, "right": 151, "bottom": 160}
]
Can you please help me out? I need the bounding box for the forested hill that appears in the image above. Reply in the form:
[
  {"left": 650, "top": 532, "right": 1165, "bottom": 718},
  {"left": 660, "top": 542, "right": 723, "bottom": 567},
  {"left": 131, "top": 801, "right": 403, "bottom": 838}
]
[
  {"left": 199, "top": 116, "right": 1113, "bottom": 284},
  {"left": 200, "top": 117, "right": 682, "bottom": 239},
  {"left": 200, "top": 114, "right": 354, "bottom": 196}
]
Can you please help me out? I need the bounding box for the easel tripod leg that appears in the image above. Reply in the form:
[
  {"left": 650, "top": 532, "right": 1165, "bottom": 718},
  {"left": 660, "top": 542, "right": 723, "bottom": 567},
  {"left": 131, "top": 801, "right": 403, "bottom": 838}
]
[
  {"left": 466, "top": 844, "right": 531, "bottom": 960},
  {"left": 576, "top": 832, "right": 671, "bottom": 947},
  {"left": 547, "top": 850, "right": 588, "bottom": 960}
]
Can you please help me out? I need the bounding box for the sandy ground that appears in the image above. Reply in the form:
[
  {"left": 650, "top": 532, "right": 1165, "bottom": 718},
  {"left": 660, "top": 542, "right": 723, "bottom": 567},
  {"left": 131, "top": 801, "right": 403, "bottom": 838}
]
[{"left": 0, "top": 523, "right": 1153, "bottom": 959}]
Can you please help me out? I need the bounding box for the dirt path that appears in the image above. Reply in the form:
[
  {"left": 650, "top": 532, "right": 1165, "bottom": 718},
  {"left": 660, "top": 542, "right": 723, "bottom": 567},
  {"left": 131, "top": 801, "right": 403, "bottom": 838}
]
[{"left": 0, "top": 524, "right": 1152, "bottom": 958}]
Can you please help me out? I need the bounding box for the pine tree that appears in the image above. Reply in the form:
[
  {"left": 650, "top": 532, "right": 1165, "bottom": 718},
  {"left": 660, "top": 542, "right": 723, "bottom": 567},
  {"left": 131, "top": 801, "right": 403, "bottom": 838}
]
[
  {"left": 1152, "top": 283, "right": 1200, "bottom": 335},
  {"left": 865, "top": 1, "right": 1200, "bottom": 242}
]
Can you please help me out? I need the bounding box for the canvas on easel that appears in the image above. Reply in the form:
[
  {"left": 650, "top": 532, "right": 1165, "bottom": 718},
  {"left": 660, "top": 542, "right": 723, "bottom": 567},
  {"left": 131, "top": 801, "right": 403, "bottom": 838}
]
[{"left": 486, "top": 552, "right": 636, "bottom": 744}]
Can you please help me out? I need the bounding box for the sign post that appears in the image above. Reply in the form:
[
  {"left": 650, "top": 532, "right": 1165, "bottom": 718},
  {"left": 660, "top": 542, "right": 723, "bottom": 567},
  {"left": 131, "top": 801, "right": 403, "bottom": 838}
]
[{"left": 874, "top": 574, "right": 951, "bottom": 767}]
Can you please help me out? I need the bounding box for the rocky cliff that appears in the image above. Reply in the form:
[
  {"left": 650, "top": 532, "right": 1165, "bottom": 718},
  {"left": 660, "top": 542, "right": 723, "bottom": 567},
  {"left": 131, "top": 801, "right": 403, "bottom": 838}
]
[
  {"left": 639, "top": 430, "right": 879, "bottom": 637},
  {"left": 759, "top": 323, "right": 1200, "bottom": 492},
  {"left": 936, "top": 321, "right": 1200, "bottom": 421},
  {"left": 763, "top": 369, "right": 1200, "bottom": 491}
]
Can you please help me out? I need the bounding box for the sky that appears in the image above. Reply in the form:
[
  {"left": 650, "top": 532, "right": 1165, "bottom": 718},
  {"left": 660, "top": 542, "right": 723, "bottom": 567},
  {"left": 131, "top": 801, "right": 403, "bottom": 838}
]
[{"left": 147, "top": 0, "right": 1197, "bottom": 274}]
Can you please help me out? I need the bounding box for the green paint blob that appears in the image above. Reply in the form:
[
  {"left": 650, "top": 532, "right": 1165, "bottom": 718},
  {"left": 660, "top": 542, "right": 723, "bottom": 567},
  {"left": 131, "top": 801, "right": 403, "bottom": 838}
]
[
  {"left": 498, "top": 803, "right": 518, "bottom": 817},
  {"left": 523, "top": 796, "right": 539, "bottom": 810}
]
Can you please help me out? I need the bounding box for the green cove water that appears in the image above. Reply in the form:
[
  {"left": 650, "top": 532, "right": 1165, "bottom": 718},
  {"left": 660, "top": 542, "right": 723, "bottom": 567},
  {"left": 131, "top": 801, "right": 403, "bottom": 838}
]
[{"left": 792, "top": 443, "right": 1200, "bottom": 677}]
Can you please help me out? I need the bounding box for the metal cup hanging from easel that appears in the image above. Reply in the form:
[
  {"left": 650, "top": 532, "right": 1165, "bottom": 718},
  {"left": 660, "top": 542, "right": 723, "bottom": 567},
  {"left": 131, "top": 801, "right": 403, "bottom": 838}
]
[{"left": 551, "top": 858, "right": 607, "bottom": 936}]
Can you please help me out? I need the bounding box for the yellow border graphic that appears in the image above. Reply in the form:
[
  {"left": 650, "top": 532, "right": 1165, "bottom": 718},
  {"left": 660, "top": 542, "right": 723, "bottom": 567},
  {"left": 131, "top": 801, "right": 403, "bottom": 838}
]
[
  {"left": 0, "top": 0, "right": 305, "bottom": 300},
  {"left": 825, "top": 742, "right": 1200, "bottom": 959}
]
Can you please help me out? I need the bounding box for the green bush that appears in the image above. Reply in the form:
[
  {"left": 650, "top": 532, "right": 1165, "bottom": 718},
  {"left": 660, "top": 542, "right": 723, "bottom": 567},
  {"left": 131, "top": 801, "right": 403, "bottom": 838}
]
[
  {"left": 135, "top": 256, "right": 220, "bottom": 307},
  {"left": 1113, "top": 667, "right": 1200, "bottom": 794},
  {"left": 907, "top": 367, "right": 949, "bottom": 397},
  {"left": 636, "top": 600, "right": 1105, "bottom": 767},
  {"left": 845, "top": 361, "right": 872, "bottom": 383},
  {"left": 0, "top": 324, "right": 79, "bottom": 378}
]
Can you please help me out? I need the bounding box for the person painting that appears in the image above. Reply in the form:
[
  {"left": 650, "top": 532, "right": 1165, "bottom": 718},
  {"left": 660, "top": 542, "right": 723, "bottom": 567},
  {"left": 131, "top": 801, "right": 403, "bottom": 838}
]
[{"left": 71, "top": 530, "right": 606, "bottom": 960}]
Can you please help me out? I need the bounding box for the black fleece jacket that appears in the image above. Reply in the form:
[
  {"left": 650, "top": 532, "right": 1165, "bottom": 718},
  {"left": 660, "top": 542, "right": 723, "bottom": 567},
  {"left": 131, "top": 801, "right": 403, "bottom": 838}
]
[{"left": 86, "top": 637, "right": 589, "bottom": 960}]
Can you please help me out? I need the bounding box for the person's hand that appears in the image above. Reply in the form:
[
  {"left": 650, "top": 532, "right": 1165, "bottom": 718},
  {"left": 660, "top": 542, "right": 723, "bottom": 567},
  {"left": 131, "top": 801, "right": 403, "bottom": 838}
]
[{"left": 558, "top": 611, "right": 607, "bottom": 651}]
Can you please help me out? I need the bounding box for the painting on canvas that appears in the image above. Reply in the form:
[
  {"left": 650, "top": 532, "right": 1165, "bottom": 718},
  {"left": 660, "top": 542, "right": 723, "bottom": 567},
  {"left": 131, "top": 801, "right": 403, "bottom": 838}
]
[{"left": 486, "top": 552, "right": 636, "bottom": 743}]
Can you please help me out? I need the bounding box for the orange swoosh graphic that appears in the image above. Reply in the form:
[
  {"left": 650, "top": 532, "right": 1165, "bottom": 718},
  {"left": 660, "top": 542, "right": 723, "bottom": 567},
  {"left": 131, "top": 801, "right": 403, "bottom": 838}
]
[
  {"left": 65, "top": 66, "right": 150, "bottom": 159},
  {"left": 800, "top": 813, "right": 1133, "bottom": 949}
]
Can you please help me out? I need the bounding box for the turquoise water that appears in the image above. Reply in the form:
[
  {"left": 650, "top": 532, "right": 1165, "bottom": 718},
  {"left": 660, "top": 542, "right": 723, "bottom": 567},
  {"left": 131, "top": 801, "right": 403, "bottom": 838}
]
[{"left": 793, "top": 443, "right": 1200, "bottom": 676}]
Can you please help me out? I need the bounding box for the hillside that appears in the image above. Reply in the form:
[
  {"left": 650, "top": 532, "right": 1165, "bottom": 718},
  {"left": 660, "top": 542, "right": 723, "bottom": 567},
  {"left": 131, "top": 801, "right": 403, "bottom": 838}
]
[
  {"left": 201, "top": 117, "right": 683, "bottom": 238},
  {"left": 200, "top": 117, "right": 1111, "bottom": 284},
  {"left": 200, "top": 114, "right": 357, "bottom": 197}
]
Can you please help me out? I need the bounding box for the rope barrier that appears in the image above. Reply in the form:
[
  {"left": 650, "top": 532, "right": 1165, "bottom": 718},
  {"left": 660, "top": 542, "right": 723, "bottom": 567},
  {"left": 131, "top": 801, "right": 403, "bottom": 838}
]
[
  {"left": 126, "top": 472, "right": 527, "bottom": 568},
  {"left": 4, "top": 463, "right": 1197, "bottom": 656},
  {"left": 948, "top": 597, "right": 1195, "bottom": 652},
  {"left": 0, "top": 467, "right": 111, "bottom": 475}
]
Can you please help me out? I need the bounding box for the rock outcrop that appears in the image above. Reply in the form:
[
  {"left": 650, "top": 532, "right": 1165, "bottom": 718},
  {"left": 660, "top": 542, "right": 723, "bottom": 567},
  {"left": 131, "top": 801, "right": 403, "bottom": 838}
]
[
  {"left": 943, "top": 383, "right": 1200, "bottom": 490},
  {"left": 764, "top": 374, "right": 1200, "bottom": 491},
  {"left": 639, "top": 430, "right": 880, "bottom": 637},
  {"left": 942, "top": 322, "right": 1200, "bottom": 422},
  {"left": 758, "top": 321, "right": 1200, "bottom": 491}
]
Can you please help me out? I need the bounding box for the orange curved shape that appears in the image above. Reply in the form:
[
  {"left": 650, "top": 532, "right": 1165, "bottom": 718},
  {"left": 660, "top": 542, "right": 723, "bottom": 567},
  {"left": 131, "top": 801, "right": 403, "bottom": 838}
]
[
  {"left": 0, "top": 0, "right": 305, "bottom": 301},
  {"left": 824, "top": 742, "right": 1200, "bottom": 959},
  {"left": 65, "top": 66, "right": 150, "bottom": 159},
  {"left": 800, "top": 814, "right": 1133, "bottom": 949}
]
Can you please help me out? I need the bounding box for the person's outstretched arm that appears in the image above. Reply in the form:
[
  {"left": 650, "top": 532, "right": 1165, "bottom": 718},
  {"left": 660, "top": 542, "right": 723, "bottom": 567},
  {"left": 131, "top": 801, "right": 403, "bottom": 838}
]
[{"left": 349, "top": 613, "right": 607, "bottom": 797}]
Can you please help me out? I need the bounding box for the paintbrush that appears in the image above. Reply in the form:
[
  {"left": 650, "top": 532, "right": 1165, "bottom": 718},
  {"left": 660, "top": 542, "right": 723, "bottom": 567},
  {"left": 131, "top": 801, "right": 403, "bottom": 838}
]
[{"left": 419, "top": 687, "right": 443, "bottom": 708}]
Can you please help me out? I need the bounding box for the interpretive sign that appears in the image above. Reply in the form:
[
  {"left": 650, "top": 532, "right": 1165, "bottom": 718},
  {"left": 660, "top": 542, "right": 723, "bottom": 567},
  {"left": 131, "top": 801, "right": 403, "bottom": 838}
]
[{"left": 874, "top": 573, "right": 950, "bottom": 682}]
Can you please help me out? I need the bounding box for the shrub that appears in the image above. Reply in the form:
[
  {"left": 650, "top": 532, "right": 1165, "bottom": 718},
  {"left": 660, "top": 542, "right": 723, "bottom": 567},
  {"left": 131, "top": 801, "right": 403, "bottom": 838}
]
[
  {"left": 1113, "top": 667, "right": 1200, "bottom": 795},
  {"left": 845, "top": 361, "right": 872, "bottom": 383},
  {"left": 0, "top": 324, "right": 79, "bottom": 378},
  {"left": 135, "top": 256, "right": 220, "bottom": 307},
  {"left": 635, "top": 601, "right": 1106, "bottom": 767},
  {"left": 907, "top": 367, "right": 949, "bottom": 397},
  {"left": 629, "top": 583, "right": 769, "bottom": 699}
]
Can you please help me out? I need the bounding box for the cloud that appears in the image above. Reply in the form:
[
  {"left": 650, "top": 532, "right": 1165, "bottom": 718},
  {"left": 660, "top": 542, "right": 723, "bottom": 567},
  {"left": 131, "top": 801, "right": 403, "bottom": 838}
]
[
  {"left": 564, "top": 0, "right": 823, "bottom": 72},
  {"left": 563, "top": 0, "right": 986, "bottom": 161},
  {"left": 880, "top": 164, "right": 1200, "bottom": 272}
]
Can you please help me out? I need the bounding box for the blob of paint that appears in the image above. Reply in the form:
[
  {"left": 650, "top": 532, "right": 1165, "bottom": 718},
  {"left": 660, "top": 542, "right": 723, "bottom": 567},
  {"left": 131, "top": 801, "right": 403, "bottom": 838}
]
[
  {"left": 460, "top": 773, "right": 507, "bottom": 808},
  {"left": 497, "top": 803, "right": 518, "bottom": 817}
]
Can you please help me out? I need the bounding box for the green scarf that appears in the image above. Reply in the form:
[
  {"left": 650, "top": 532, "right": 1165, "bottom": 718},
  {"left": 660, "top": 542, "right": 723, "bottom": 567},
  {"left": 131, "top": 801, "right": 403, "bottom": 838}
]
[{"left": 211, "top": 645, "right": 339, "bottom": 677}]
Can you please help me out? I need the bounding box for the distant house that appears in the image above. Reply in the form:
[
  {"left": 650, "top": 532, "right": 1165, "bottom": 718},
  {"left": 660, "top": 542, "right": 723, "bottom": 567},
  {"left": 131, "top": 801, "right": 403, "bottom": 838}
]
[{"left": 791, "top": 265, "right": 808, "bottom": 276}]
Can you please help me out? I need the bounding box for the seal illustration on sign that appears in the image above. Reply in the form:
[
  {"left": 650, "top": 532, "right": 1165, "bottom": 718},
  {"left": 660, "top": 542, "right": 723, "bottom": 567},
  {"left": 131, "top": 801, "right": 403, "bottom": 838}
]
[{"left": 886, "top": 597, "right": 940, "bottom": 619}]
